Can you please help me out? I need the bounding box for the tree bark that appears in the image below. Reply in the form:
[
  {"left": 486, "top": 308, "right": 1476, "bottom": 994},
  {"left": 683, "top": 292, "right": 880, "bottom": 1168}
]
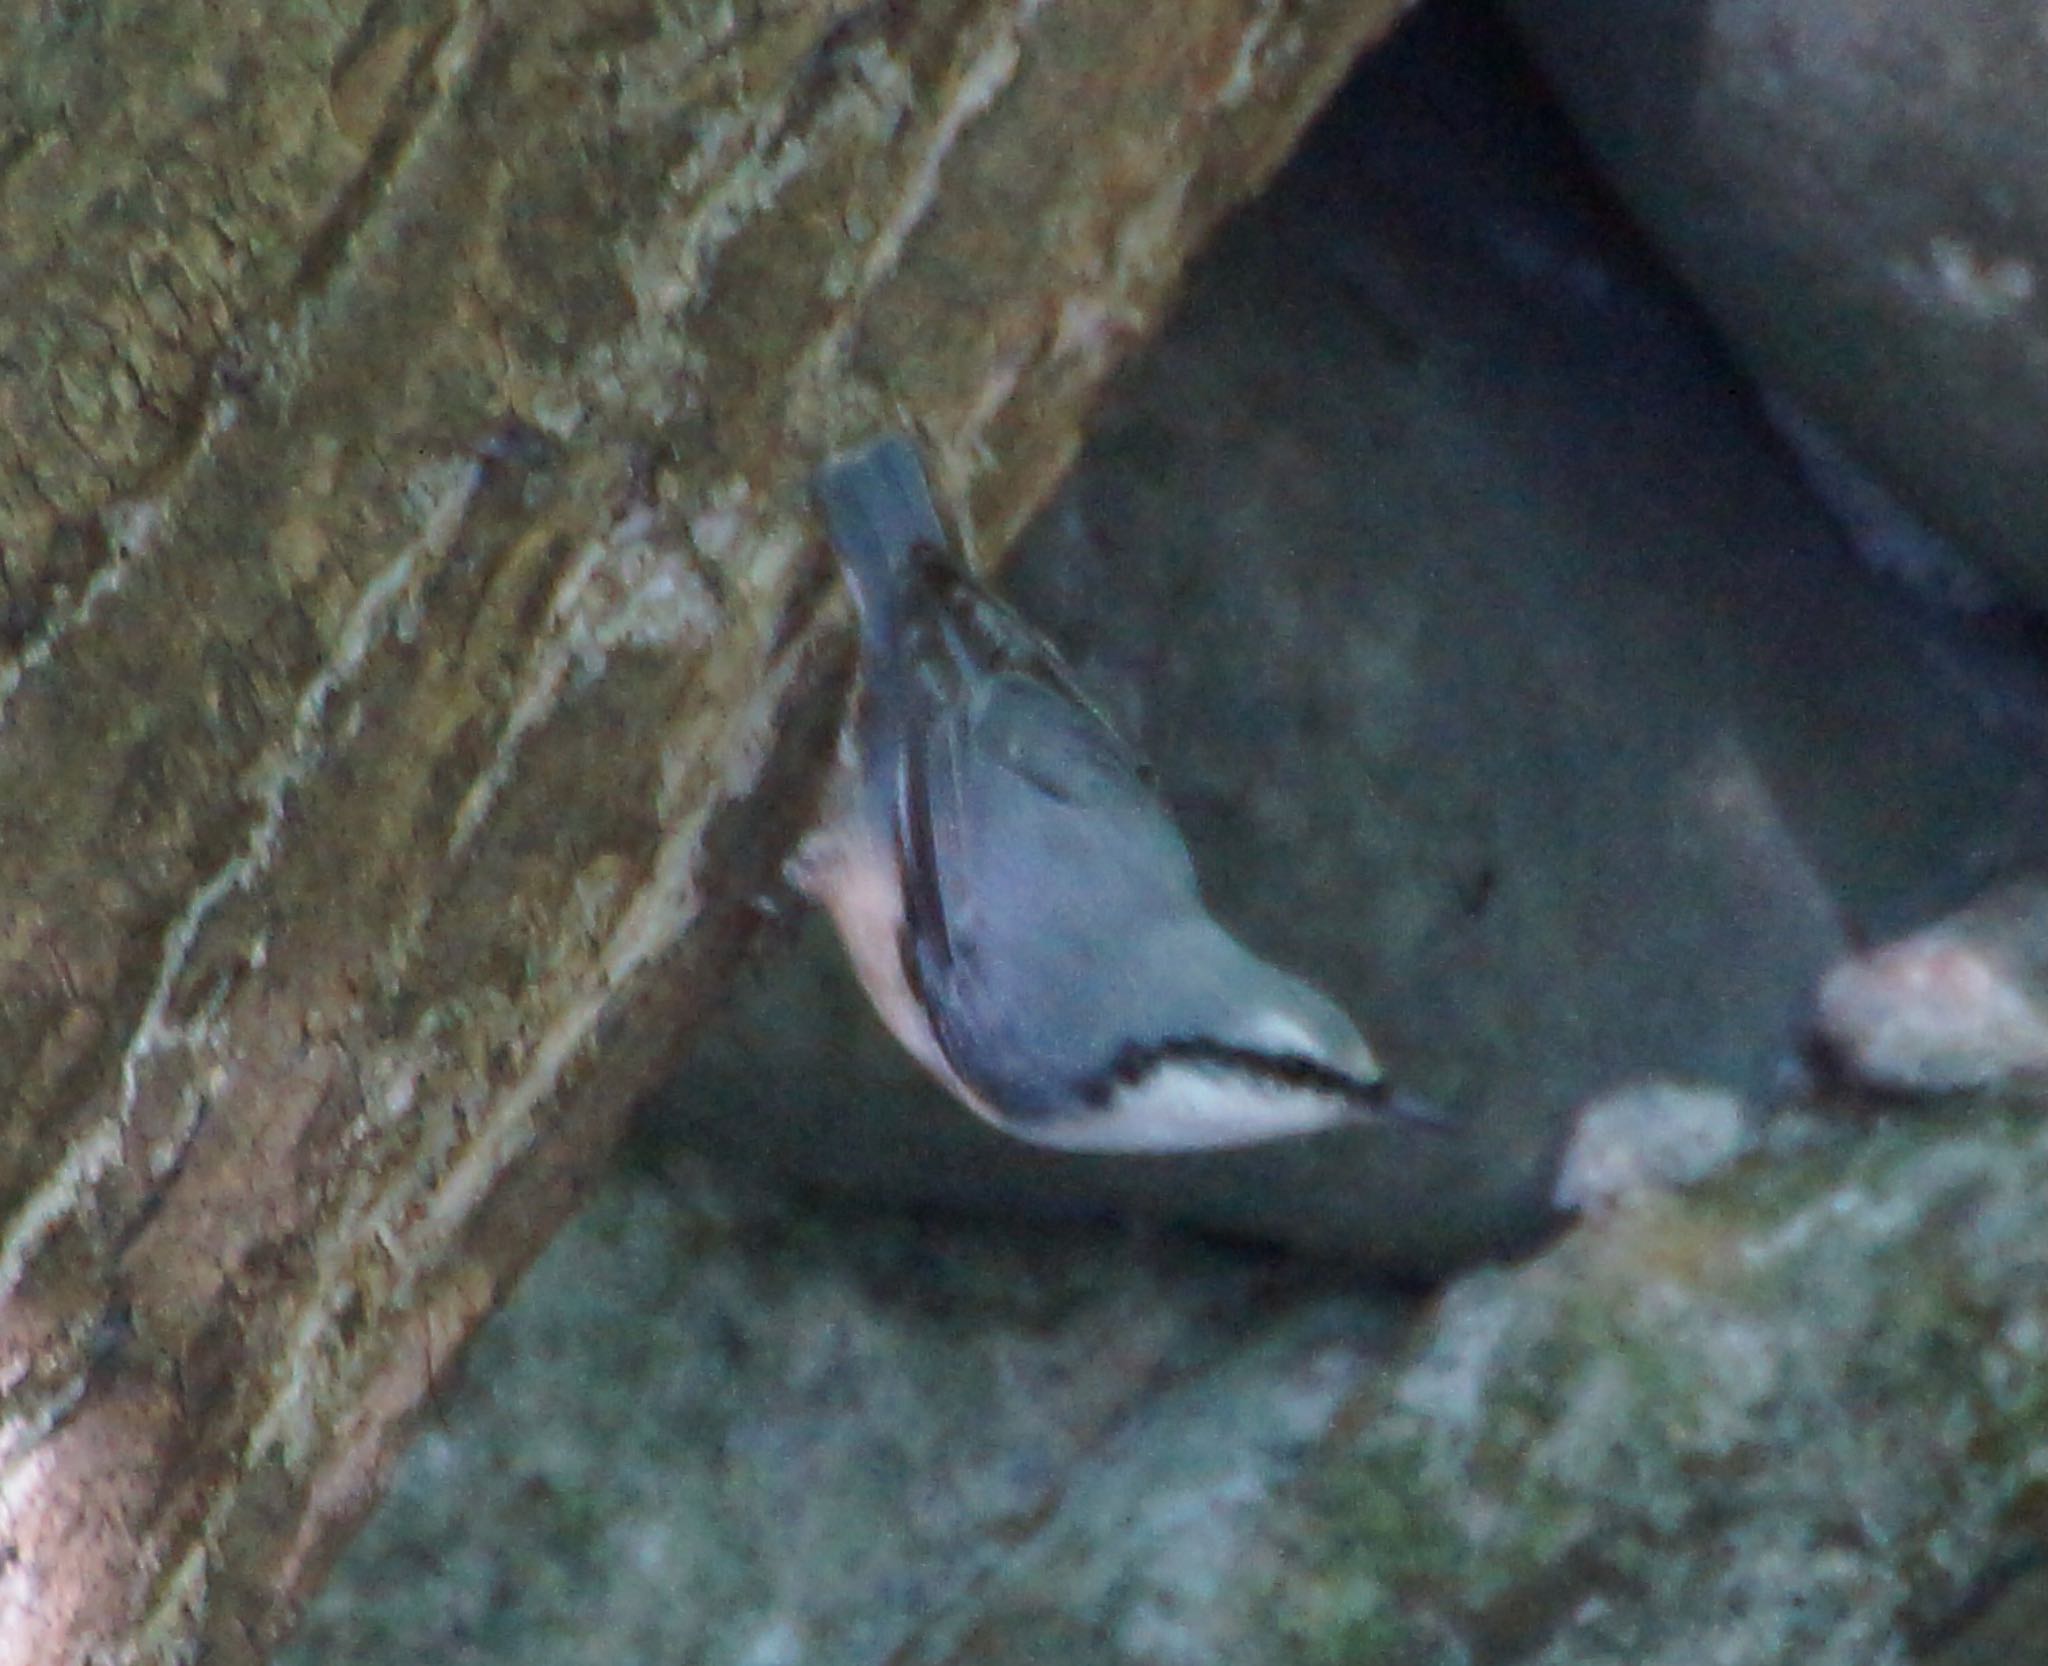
[{"left": 0, "top": 1, "right": 1409, "bottom": 1659}]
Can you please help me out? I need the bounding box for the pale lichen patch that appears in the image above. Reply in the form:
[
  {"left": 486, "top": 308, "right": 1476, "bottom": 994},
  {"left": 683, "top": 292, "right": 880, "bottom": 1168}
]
[
  {"left": 858, "top": 26, "right": 1026, "bottom": 295},
  {"left": 420, "top": 612, "right": 808, "bottom": 1255},
  {"left": 0, "top": 493, "right": 161, "bottom": 724},
  {"left": 0, "top": 465, "right": 476, "bottom": 1314},
  {"left": 1217, "top": 4, "right": 1282, "bottom": 108},
  {"left": 447, "top": 502, "right": 728, "bottom": 853}
]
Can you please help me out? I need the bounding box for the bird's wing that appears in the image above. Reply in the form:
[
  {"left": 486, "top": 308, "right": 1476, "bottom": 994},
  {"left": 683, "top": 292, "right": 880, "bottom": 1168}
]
[{"left": 891, "top": 595, "right": 1201, "bottom": 1105}]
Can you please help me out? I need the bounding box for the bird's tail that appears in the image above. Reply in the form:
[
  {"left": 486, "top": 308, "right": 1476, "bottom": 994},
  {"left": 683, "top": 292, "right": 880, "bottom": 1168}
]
[{"left": 813, "top": 433, "right": 949, "bottom": 655}]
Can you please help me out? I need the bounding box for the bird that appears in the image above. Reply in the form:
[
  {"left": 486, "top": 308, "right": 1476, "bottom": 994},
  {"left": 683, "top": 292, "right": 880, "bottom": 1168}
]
[{"left": 789, "top": 430, "right": 1439, "bottom": 1152}]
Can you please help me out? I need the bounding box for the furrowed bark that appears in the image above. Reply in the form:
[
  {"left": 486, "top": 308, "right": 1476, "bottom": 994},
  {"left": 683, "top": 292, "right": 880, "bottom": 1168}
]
[{"left": 0, "top": 1, "right": 1409, "bottom": 1659}]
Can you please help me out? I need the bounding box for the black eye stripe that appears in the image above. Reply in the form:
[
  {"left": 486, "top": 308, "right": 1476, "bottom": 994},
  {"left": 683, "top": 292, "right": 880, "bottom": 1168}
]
[{"left": 1078, "top": 1038, "right": 1394, "bottom": 1112}]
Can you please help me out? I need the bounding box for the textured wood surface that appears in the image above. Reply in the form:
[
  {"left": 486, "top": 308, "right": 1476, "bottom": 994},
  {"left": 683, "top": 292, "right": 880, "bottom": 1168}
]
[{"left": 0, "top": 1, "right": 1406, "bottom": 1659}]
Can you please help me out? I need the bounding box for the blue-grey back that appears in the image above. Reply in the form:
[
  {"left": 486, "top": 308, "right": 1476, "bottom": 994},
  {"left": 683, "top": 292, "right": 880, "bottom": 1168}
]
[{"left": 911, "top": 668, "right": 1247, "bottom": 1113}]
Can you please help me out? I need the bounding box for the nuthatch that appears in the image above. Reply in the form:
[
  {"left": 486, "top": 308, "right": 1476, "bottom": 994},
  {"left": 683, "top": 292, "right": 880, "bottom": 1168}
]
[{"left": 792, "top": 432, "right": 1436, "bottom": 1152}]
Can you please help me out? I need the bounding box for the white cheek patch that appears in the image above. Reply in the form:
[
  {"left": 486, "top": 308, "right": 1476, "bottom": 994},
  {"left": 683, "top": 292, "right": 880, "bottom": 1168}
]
[
  {"left": 1241, "top": 1005, "right": 1381, "bottom": 1084},
  {"left": 1243, "top": 1008, "right": 1324, "bottom": 1058}
]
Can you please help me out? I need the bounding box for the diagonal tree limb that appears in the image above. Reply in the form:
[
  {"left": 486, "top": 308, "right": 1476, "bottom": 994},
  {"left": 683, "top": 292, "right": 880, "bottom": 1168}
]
[{"left": 0, "top": 1, "right": 1410, "bottom": 1659}]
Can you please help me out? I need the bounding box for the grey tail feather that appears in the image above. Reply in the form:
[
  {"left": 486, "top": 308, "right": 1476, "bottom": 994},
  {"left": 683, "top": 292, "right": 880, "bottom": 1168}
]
[{"left": 814, "top": 433, "right": 948, "bottom": 650}]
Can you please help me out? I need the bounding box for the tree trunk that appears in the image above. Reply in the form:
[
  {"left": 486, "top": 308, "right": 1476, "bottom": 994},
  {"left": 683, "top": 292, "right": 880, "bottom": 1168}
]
[{"left": 0, "top": 1, "right": 1408, "bottom": 1658}]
